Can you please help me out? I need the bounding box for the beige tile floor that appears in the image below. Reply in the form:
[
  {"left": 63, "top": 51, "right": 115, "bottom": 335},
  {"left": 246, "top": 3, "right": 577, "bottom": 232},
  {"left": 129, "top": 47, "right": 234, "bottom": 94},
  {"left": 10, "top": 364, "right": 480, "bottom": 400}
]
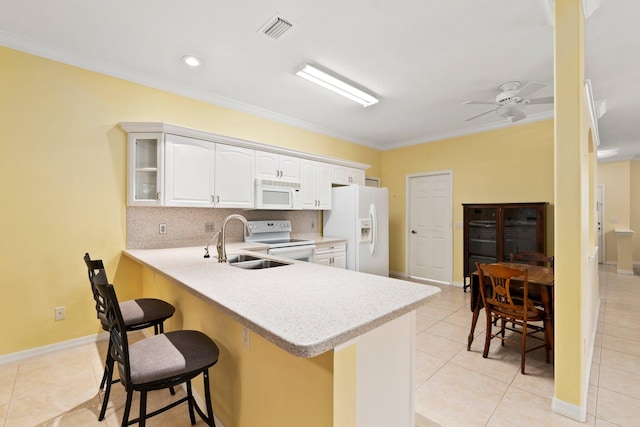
[
  {"left": 414, "top": 263, "right": 640, "bottom": 427},
  {"left": 0, "top": 264, "right": 637, "bottom": 426}
]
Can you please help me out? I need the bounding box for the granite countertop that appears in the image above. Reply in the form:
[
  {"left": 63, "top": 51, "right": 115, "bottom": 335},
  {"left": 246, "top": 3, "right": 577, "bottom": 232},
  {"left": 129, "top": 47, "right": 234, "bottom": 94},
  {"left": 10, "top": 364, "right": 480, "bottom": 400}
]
[{"left": 123, "top": 246, "right": 440, "bottom": 358}]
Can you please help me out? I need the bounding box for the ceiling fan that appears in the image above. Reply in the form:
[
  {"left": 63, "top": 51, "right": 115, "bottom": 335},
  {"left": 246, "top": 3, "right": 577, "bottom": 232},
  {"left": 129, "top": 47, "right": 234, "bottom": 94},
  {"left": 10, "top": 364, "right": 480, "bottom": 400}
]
[{"left": 463, "top": 81, "right": 554, "bottom": 123}]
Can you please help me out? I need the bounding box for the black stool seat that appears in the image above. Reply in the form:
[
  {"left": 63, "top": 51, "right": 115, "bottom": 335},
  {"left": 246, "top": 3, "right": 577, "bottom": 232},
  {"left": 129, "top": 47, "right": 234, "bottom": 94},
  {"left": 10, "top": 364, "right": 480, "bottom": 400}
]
[
  {"left": 99, "top": 298, "right": 176, "bottom": 332},
  {"left": 124, "top": 330, "right": 219, "bottom": 387}
]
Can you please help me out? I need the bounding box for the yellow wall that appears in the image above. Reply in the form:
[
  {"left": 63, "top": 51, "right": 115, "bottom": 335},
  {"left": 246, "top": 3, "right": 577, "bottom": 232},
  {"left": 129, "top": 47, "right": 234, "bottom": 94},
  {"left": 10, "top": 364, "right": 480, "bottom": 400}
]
[
  {"left": 552, "top": 0, "right": 599, "bottom": 416},
  {"left": 597, "top": 161, "right": 632, "bottom": 262},
  {"left": 381, "top": 120, "right": 555, "bottom": 280},
  {"left": 0, "top": 46, "right": 380, "bottom": 355}
]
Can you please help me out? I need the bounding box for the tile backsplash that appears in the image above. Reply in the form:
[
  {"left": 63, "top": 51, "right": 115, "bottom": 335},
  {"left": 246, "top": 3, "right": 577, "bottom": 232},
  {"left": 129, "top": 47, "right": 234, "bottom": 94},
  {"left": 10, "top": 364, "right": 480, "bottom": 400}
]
[{"left": 127, "top": 207, "right": 321, "bottom": 249}]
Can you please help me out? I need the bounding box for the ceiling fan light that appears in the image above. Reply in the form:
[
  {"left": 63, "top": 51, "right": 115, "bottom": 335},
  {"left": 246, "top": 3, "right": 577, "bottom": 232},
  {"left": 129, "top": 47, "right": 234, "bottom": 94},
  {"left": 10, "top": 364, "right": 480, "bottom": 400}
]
[{"left": 295, "top": 64, "right": 378, "bottom": 107}]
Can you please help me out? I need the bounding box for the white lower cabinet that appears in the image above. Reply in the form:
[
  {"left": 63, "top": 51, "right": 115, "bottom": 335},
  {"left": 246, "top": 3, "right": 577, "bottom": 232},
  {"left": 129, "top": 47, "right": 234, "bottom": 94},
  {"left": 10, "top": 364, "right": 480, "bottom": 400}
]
[{"left": 315, "top": 242, "right": 346, "bottom": 268}]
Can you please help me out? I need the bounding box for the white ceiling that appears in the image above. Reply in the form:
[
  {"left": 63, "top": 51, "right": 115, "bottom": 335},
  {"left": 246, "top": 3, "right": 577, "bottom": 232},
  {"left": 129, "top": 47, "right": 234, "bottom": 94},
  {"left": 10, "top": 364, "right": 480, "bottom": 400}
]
[{"left": 1, "top": 0, "right": 638, "bottom": 161}]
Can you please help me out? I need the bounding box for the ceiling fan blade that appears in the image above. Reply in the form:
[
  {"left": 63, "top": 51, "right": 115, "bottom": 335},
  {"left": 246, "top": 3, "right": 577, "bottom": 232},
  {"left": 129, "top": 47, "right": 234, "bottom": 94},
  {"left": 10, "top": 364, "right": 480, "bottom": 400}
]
[
  {"left": 463, "top": 100, "right": 496, "bottom": 105},
  {"left": 527, "top": 96, "right": 554, "bottom": 104},
  {"left": 464, "top": 108, "right": 497, "bottom": 122},
  {"left": 517, "top": 81, "right": 546, "bottom": 99}
]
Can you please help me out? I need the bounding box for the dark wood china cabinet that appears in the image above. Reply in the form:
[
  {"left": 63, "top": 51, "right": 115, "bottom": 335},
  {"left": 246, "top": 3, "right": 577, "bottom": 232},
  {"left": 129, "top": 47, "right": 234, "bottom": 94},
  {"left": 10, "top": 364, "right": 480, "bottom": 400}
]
[{"left": 463, "top": 202, "right": 547, "bottom": 291}]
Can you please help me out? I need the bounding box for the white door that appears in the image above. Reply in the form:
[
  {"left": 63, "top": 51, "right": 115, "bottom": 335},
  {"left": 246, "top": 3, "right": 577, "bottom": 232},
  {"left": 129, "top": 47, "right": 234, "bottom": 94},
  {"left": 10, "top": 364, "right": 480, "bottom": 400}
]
[{"left": 408, "top": 172, "right": 452, "bottom": 283}]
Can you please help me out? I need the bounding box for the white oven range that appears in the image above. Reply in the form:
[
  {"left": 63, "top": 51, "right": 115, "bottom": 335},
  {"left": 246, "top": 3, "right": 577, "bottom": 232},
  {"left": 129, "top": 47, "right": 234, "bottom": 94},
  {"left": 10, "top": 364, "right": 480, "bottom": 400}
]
[{"left": 245, "top": 220, "right": 315, "bottom": 262}]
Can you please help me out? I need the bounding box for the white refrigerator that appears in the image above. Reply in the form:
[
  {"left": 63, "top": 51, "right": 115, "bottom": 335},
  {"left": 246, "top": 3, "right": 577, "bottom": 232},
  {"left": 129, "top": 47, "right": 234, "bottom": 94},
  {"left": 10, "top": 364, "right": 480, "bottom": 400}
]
[{"left": 323, "top": 185, "right": 389, "bottom": 276}]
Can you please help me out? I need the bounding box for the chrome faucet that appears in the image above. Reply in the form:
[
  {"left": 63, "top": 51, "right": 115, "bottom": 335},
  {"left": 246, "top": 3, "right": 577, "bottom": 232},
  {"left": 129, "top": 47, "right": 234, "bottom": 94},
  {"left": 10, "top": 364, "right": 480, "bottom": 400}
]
[{"left": 216, "top": 214, "right": 252, "bottom": 262}]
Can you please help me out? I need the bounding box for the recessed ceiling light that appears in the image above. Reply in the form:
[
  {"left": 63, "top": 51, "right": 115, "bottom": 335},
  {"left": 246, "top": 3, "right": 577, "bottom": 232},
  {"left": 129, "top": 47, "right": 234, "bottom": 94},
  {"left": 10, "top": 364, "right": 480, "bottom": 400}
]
[{"left": 182, "top": 55, "right": 202, "bottom": 67}]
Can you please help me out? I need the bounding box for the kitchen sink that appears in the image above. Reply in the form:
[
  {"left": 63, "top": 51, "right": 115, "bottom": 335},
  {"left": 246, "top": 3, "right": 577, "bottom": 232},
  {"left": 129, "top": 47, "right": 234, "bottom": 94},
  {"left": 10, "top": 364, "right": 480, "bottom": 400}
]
[
  {"left": 227, "top": 253, "right": 291, "bottom": 270},
  {"left": 226, "top": 254, "right": 262, "bottom": 264}
]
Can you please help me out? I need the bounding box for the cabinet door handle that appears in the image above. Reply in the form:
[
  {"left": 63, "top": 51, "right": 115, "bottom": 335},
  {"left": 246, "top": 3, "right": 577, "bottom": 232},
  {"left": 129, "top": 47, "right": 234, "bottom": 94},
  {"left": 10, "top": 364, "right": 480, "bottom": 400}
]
[
  {"left": 156, "top": 192, "right": 160, "bottom": 201},
  {"left": 210, "top": 195, "right": 215, "bottom": 203},
  {"left": 216, "top": 195, "right": 220, "bottom": 204},
  {"left": 411, "top": 230, "right": 417, "bottom": 234}
]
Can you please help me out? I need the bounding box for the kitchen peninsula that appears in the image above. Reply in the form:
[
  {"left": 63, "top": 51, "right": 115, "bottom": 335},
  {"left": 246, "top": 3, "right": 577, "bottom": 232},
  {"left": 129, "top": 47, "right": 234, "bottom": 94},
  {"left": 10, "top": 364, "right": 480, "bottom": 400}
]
[{"left": 122, "top": 246, "right": 440, "bottom": 427}]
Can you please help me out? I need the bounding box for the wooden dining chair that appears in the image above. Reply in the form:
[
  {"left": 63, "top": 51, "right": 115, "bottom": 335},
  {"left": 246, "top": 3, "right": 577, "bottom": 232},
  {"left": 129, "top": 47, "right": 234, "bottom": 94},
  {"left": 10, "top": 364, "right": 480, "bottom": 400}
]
[
  {"left": 476, "top": 262, "right": 552, "bottom": 374},
  {"left": 509, "top": 251, "right": 554, "bottom": 269}
]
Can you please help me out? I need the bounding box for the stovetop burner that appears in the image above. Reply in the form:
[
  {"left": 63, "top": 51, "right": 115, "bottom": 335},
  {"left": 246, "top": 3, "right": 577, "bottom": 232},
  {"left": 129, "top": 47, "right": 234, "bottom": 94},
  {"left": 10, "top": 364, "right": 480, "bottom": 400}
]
[{"left": 245, "top": 221, "right": 315, "bottom": 248}]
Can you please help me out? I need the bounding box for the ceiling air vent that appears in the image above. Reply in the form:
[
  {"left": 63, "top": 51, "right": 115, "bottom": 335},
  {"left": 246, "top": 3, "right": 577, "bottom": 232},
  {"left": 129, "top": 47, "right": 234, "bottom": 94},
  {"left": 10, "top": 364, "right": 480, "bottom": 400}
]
[{"left": 259, "top": 14, "right": 295, "bottom": 40}]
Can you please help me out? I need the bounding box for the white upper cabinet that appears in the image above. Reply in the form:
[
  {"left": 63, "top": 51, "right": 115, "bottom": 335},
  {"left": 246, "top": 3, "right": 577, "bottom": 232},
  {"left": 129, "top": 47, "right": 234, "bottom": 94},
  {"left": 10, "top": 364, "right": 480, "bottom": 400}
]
[
  {"left": 255, "top": 151, "right": 300, "bottom": 182},
  {"left": 331, "top": 164, "right": 366, "bottom": 186},
  {"left": 164, "top": 134, "right": 215, "bottom": 207},
  {"left": 214, "top": 144, "right": 255, "bottom": 208},
  {"left": 144, "top": 134, "right": 254, "bottom": 208},
  {"left": 121, "top": 122, "right": 369, "bottom": 210},
  {"left": 127, "top": 133, "right": 164, "bottom": 206},
  {"left": 301, "top": 160, "right": 332, "bottom": 210}
]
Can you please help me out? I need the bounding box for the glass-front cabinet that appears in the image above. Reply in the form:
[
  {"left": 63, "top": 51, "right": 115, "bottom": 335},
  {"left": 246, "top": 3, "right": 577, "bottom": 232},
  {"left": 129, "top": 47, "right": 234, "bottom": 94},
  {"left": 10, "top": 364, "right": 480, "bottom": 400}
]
[
  {"left": 128, "top": 133, "right": 164, "bottom": 206},
  {"left": 463, "top": 202, "right": 547, "bottom": 288}
]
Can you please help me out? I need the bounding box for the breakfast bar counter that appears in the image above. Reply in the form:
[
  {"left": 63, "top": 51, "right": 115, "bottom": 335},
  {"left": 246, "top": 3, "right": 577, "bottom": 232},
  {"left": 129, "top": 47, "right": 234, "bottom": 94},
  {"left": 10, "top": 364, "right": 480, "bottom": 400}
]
[
  {"left": 124, "top": 246, "right": 439, "bottom": 357},
  {"left": 121, "top": 246, "right": 441, "bottom": 427}
]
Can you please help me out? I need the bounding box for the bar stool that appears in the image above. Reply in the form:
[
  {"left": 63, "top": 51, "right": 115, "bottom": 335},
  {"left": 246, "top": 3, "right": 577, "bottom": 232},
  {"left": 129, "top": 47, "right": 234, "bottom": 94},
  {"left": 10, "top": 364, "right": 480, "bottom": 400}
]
[
  {"left": 84, "top": 253, "right": 176, "bottom": 421},
  {"left": 93, "top": 269, "right": 219, "bottom": 426}
]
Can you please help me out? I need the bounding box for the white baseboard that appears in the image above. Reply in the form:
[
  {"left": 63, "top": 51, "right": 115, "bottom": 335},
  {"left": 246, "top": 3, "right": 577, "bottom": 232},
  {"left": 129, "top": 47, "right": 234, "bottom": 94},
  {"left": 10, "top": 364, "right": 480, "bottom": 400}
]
[
  {"left": 0, "top": 332, "right": 109, "bottom": 366},
  {"left": 389, "top": 270, "right": 407, "bottom": 278},
  {"left": 390, "top": 271, "right": 464, "bottom": 289},
  {"left": 551, "top": 293, "right": 601, "bottom": 423},
  {"left": 552, "top": 397, "right": 587, "bottom": 422}
]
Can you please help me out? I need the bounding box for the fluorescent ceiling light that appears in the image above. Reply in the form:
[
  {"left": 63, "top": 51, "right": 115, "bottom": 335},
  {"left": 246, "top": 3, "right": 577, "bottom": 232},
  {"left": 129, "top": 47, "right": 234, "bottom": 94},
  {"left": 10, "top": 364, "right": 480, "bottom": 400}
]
[
  {"left": 597, "top": 148, "right": 618, "bottom": 159},
  {"left": 182, "top": 55, "right": 202, "bottom": 67},
  {"left": 295, "top": 64, "right": 378, "bottom": 107}
]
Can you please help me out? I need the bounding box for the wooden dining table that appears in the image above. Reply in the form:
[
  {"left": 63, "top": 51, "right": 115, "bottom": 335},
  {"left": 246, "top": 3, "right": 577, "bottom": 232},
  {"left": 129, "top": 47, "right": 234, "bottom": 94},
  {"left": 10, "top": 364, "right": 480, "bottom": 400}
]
[{"left": 467, "top": 262, "right": 555, "bottom": 351}]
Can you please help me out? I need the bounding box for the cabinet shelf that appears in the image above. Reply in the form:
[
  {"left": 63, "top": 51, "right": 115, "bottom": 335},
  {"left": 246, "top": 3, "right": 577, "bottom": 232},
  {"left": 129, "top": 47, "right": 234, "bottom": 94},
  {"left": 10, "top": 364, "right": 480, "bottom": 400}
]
[{"left": 463, "top": 202, "right": 547, "bottom": 291}]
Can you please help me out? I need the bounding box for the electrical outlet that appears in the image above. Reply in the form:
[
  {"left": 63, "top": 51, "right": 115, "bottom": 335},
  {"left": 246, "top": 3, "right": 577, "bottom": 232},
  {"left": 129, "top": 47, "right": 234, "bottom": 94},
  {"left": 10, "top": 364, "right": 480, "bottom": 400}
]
[
  {"left": 159, "top": 223, "right": 167, "bottom": 234},
  {"left": 55, "top": 306, "right": 65, "bottom": 321},
  {"left": 242, "top": 327, "right": 250, "bottom": 348},
  {"left": 205, "top": 222, "right": 215, "bottom": 233}
]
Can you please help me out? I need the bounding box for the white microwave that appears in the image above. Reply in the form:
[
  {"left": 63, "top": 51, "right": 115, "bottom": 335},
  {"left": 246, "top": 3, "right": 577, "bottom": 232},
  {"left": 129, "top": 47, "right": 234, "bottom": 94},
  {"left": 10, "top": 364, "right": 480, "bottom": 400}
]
[{"left": 255, "top": 179, "right": 302, "bottom": 210}]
